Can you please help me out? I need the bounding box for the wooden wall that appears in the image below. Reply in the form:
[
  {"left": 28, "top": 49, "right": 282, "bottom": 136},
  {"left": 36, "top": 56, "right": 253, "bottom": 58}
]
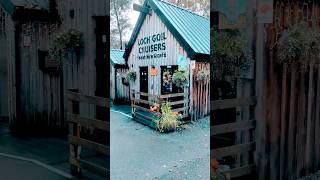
[
  {"left": 127, "top": 9, "right": 191, "bottom": 98},
  {"left": 114, "top": 68, "right": 130, "bottom": 104},
  {"left": 191, "top": 62, "right": 210, "bottom": 120},
  {"left": 3, "top": 0, "right": 108, "bottom": 133},
  {"left": 0, "top": 7, "right": 15, "bottom": 120},
  {"left": 262, "top": 2, "right": 320, "bottom": 179}
]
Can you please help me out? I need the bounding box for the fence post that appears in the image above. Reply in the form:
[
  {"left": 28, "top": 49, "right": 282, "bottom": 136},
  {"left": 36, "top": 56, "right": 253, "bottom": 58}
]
[{"left": 68, "top": 92, "right": 81, "bottom": 176}]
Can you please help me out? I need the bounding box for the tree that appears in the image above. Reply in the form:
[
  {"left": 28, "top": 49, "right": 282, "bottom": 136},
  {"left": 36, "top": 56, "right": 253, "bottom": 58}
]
[
  {"left": 110, "top": 0, "right": 132, "bottom": 49},
  {"left": 138, "top": 0, "right": 210, "bottom": 17}
]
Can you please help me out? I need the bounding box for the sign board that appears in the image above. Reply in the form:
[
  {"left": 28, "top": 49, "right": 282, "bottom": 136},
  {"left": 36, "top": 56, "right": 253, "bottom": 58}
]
[
  {"left": 137, "top": 32, "right": 167, "bottom": 60},
  {"left": 177, "top": 53, "right": 188, "bottom": 70},
  {"left": 257, "top": 0, "right": 273, "bottom": 23},
  {"left": 218, "top": 0, "right": 247, "bottom": 29}
]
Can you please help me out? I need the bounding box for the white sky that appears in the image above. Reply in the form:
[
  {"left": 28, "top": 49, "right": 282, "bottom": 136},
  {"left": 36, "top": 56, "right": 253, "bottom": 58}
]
[{"left": 124, "top": 0, "right": 140, "bottom": 41}]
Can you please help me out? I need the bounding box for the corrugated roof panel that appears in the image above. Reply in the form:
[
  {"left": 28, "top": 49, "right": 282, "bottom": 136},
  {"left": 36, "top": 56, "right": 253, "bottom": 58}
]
[
  {"left": 11, "top": 0, "right": 49, "bottom": 10},
  {"left": 110, "top": 49, "right": 125, "bottom": 65},
  {"left": 152, "top": 0, "right": 209, "bottom": 55}
]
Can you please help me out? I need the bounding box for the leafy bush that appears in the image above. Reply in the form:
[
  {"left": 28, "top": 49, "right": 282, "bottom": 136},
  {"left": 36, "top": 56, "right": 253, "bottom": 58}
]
[
  {"left": 125, "top": 70, "right": 136, "bottom": 82},
  {"left": 157, "top": 102, "right": 178, "bottom": 133},
  {"left": 197, "top": 68, "right": 210, "bottom": 81},
  {"left": 172, "top": 70, "right": 188, "bottom": 88}
]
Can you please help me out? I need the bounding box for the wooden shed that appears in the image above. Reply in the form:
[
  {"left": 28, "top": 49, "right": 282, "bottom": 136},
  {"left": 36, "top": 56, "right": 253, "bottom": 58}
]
[
  {"left": 0, "top": 0, "right": 108, "bottom": 134},
  {"left": 110, "top": 49, "right": 130, "bottom": 104},
  {"left": 124, "top": 0, "right": 210, "bottom": 126}
]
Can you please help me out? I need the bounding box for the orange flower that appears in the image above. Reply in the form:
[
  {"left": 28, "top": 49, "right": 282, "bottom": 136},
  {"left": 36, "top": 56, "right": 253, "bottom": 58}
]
[{"left": 172, "top": 112, "right": 179, "bottom": 117}]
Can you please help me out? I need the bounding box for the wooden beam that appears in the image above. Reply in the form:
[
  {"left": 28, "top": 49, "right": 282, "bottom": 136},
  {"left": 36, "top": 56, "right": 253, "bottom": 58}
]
[
  {"left": 68, "top": 113, "right": 109, "bottom": 131},
  {"left": 133, "top": 3, "right": 151, "bottom": 15},
  {"left": 211, "top": 142, "right": 255, "bottom": 158},
  {"left": 68, "top": 92, "right": 108, "bottom": 108},
  {"left": 211, "top": 120, "right": 256, "bottom": 136},
  {"left": 211, "top": 97, "right": 257, "bottom": 110},
  {"left": 69, "top": 136, "right": 109, "bottom": 155},
  {"left": 225, "top": 165, "right": 255, "bottom": 179}
]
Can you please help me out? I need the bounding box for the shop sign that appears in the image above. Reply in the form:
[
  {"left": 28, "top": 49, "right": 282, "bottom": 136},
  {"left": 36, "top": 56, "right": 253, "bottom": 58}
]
[
  {"left": 151, "top": 67, "right": 157, "bottom": 76},
  {"left": 137, "top": 32, "right": 167, "bottom": 60},
  {"left": 257, "top": 0, "right": 273, "bottom": 23}
]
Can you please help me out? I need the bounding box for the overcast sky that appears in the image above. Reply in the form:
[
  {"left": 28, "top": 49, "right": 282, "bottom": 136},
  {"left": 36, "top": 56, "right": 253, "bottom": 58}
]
[{"left": 124, "top": 0, "right": 140, "bottom": 41}]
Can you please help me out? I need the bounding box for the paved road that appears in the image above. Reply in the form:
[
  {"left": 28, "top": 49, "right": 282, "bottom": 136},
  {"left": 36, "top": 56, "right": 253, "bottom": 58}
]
[
  {"left": 0, "top": 121, "right": 106, "bottom": 180},
  {"left": 110, "top": 105, "right": 210, "bottom": 180},
  {"left": 0, "top": 155, "right": 68, "bottom": 180}
]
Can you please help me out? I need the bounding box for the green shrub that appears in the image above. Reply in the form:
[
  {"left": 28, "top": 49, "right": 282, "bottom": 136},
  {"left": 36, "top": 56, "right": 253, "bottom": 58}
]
[{"left": 157, "top": 102, "right": 178, "bottom": 133}]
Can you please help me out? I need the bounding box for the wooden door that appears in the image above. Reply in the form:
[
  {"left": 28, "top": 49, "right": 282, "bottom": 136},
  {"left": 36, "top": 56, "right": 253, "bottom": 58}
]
[{"left": 139, "top": 67, "right": 148, "bottom": 102}]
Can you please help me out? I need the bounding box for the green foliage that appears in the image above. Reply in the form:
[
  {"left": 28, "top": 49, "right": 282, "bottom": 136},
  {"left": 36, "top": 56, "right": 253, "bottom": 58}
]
[
  {"left": 172, "top": 70, "right": 188, "bottom": 88},
  {"left": 125, "top": 69, "right": 136, "bottom": 82},
  {"left": 157, "top": 102, "right": 178, "bottom": 133},
  {"left": 211, "top": 29, "right": 253, "bottom": 80},
  {"left": 196, "top": 68, "right": 210, "bottom": 81},
  {"left": 49, "top": 29, "right": 82, "bottom": 61}
]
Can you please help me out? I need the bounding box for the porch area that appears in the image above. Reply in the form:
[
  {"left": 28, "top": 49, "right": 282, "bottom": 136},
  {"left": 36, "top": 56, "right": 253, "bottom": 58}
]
[{"left": 130, "top": 90, "right": 190, "bottom": 130}]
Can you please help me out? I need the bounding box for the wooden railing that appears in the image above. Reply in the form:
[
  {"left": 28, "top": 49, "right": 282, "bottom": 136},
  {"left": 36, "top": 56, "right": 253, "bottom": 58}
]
[
  {"left": 67, "top": 91, "right": 109, "bottom": 177},
  {"left": 211, "top": 97, "right": 257, "bottom": 179},
  {"left": 131, "top": 90, "right": 190, "bottom": 122}
]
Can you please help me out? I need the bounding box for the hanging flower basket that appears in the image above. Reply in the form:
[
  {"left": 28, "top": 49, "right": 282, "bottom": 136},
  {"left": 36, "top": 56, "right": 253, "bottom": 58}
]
[
  {"left": 172, "top": 70, "right": 188, "bottom": 88},
  {"left": 211, "top": 29, "right": 253, "bottom": 80},
  {"left": 276, "top": 22, "right": 320, "bottom": 67},
  {"left": 196, "top": 68, "right": 210, "bottom": 82},
  {"left": 125, "top": 70, "right": 136, "bottom": 82},
  {"left": 48, "top": 29, "right": 82, "bottom": 63}
]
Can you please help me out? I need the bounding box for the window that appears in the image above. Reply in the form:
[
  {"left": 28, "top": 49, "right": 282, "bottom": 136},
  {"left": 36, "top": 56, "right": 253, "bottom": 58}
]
[{"left": 161, "top": 65, "right": 179, "bottom": 94}]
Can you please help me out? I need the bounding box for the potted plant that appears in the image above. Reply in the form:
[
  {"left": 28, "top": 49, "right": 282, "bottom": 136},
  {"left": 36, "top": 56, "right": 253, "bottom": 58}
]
[
  {"left": 156, "top": 102, "right": 178, "bottom": 133},
  {"left": 125, "top": 69, "right": 136, "bottom": 82},
  {"left": 172, "top": 70, "right": 188, "bottom": 88}
]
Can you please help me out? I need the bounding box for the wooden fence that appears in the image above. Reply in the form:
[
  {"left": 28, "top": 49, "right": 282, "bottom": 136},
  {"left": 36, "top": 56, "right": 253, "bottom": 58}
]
[
  {"left": 131, "top": 90, "right": 189, "bottom": 128},
  {"left": 211, "top": 96, "right": 256, "bottom": 179},
  {"left": 261, "top": 2, "right": 320, "bottom": 179},
  {"left": 191, "top": 62, "right": 210, "bottom": 120},
  {"left": 67, "top": 91, "right": 109, "bottom": 177}
]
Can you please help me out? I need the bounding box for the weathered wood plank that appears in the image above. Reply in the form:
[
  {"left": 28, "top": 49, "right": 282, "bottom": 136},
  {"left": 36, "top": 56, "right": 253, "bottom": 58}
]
[
  {"left": 131, "top": 104, "right": 157, "bottom": 115},
  {"left": 225, "top": 165, "right": 255, "bottom": 179},
  {"left": 69, "top": 135, "right": 109, "bottom": 155},
  {"left": 77, "top": 158, "right": 109, "bottom": 177},
  {"left": 211, "top": 142, "right": 255, "bottom": 158},
  {"left": 159, "top": 93, "right": 187, "bottom": 99},
  {"left": 68, "top": 92, "right": 109, "bottom": 107},
  {"left": 132, "top": 98, "right": 160, "bottom": 106},
  {"left": 67, "top": 113, "right": 109, "bottom": 131},
  {"left": 211, "top": 120, "right": 256, "bottom": 136},
  {"left": 211, "top": 97, "right": 257, "bottom": 110}
]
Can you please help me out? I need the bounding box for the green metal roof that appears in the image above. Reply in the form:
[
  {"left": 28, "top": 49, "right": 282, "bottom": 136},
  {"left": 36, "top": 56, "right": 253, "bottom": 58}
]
[
  {"left": 110, "top": 49, "right": 125, "bottom": 66},
  {"left": 0, "top": 0, "right": 49, "bottom": 14},
  {"left": 124, "top": 0, "right": 210, "bottom": 61}
]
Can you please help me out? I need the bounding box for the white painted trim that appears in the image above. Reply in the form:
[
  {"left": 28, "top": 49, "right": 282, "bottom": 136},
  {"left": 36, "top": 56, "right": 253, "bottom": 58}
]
[
  {"left": 0, "top": 152, "right": 74, "bottom": 179},
  {"left": 110, "top": 110, "right": 133, "bottom": 119}
]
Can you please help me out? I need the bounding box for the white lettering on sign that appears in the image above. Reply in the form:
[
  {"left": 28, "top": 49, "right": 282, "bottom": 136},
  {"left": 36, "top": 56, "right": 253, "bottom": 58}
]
[{"left": 137, "top": 32, "right": 167, "bottom": 60}]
